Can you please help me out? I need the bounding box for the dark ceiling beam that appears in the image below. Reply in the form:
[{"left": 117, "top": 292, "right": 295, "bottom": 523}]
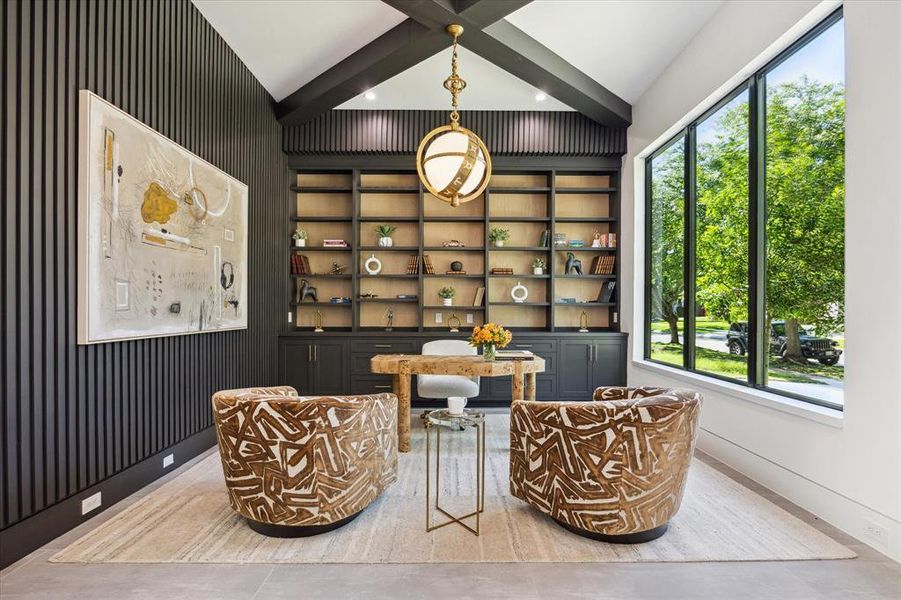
[
  {"left": 383, "top": 0, "right": 630, "bottom": 127},
  {"left": 276, "top": 19, "right": 447, "bottom": 126}
]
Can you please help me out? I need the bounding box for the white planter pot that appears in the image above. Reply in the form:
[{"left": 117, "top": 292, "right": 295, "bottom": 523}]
[
  {"left": 378, "top": 237, "right": 393, "bottom": 247},
  {"left": 442, "top": 298, "right": 453, "bottom": 306},
  {"left": 493, "top": 240, "right": 505, "bottom": 247},
  {"left": 294, "top": 239, "right": 306, "bottom": 247},
  {"left": 447, "top": 397, "right": 467, "bottom": 415},
  {"left": 533, "top": 267, "right": 543, "bottom": 275}
]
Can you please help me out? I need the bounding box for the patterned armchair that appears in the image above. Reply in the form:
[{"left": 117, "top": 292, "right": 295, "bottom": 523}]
[
  {"left": 212, "top": 386, "right": 397, "bottom": 537},
  {"left": 509, "top": 386, "right": 701, "bottom": 543}
]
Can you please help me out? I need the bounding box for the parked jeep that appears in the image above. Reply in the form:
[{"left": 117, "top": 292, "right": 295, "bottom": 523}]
[{"left": 726, "top": 321, "right": 842, "bottom": 366}]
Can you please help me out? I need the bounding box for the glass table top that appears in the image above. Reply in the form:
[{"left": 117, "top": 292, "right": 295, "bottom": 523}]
[{"left": 424, "top": 409, "right": 485, "bottom": 429}]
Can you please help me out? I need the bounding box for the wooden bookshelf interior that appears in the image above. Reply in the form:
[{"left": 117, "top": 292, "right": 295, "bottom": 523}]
[{"left": 288, "top": 168, "right": 619, "bottom": 333}]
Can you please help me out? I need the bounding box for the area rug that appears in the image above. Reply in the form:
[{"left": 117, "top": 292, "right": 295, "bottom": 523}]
[{"left": 51, "top": 414, "right": 855, "bottom": 564}]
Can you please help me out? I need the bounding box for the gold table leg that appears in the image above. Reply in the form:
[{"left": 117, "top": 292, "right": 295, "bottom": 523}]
[
  {"left": 425, "top": 420, "right": 486, "bottom": 536},
  {"left": 395, "top": 374, "right": 411, "bottom": 453}
]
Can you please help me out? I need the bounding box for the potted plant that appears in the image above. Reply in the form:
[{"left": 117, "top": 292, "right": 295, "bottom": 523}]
[
  {"left": 488, "top": 227, "right": 510, "bottom": 248},
  {"left": 292, "top": 227, "right": 308, "bottom": 247},
  {"left": 468, "top": 322, "right": 512, "bottom": 362},
  {"left": 375, "top": 224, "right": 397, "bottom": 247},
  {"left": 438, "top": 286, "right": 455, "bottom": 306},
  {"left": 531, "top": 257, "right": 546, "bottom": 275}
]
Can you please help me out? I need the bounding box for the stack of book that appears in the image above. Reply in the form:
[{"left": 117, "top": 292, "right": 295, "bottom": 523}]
[
  {"left": 567, "top": 239, "right": 585, "bottom": 248},
  {"left": 589, "top": 255, "right": 616, "bottom": 275},
  {"left": 472, "top": 287, "right": 485, "bottom": 306},
  {"left": 596, "top": 281, "right": 616, "bottom": 303},
  {"left": 322, "top": 239, "right": 348, "bottom": 248},
  {"left": 406, "top": 255, "right": 420, "bottom": 274},
  {"left": 290, "top": 254, "right": 312, "bottom": 275},
  {"left": 538, "top": 229, "right": 551, "bottom": 247},
  {"left": 422, "top": 254, "right": 435, "bottom": 275},
  {"left": 329, "top": 297, "right": 351, "bottom": 304},
  {"left": 445, "top": 270, "right": 467, "bottom": 275},
  {"left": 490, "top": 267, "right": 514, "bottom": 275}
]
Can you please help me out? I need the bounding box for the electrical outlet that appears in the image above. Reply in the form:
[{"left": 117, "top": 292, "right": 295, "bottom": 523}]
[
  {"left": 288, "top": 312, "right": 293, "bottom": 323},
  {"left": 466, "top": 313, "right": 473, "bottom": 324},
  {"left": 81, "top": 492, "right": 102, "bottom": 515},
  {"left": 435, "top": 313, "right": 442, "bottom": 324},
  {"left": 613, "top": 312, "right": 618, "bottom": 323},
  {"left": 163, "top": 453, "right": 174, "bottom": 468},
  {"left": 863, "top": 519, "right": 887, "bottom": 546}
]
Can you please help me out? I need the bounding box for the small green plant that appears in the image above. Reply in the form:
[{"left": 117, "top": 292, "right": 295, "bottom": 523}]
[
  {"left": 375, "top": 224, "right": 397, "bottom": 238},
  {"left": 437, "top": 286, "right": 456, "bottom": 299},
  {"left": 292, "top": 227, "right": 308, "bottom": 240},
  {"left": 488, "top": 227, "right": 510, "bottom": 243},
  {"left": 531, "top": 257, "right": 546, "bottom": 269}
]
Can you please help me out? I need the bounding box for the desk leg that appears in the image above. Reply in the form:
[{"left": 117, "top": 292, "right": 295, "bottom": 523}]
[
  {"left": 524, "top": 372, "right": 536, "bottom": 401},
  {"left": 511, "top": 362, "right": 525, "bottom": 402},
  {"left": 395, "top": 374, "right": 411, "bottom": 453}
]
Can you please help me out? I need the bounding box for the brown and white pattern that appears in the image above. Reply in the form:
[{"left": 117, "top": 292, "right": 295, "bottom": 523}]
[
  {"left": 212, "top": 387, "right": 397, "bottom": 528},
  {"left": 510, "top": 386, "right": 701, "bottom": 536}
]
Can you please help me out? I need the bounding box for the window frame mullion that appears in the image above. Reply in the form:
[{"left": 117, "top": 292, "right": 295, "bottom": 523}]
[
  {"left": 749, "top": 74, "right": 768, "bottom": 388},
  {"left": 684, "top": 126, "right": 697, "bottom": 371}
]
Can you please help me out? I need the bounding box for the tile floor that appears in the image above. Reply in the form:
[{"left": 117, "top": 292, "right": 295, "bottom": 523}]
[{"left": 2, "top": 432, "right": 899, "bottom": 599}]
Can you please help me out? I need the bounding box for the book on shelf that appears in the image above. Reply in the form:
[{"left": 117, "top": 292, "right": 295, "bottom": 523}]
[
  {"left": 291, "top": 254, "right": 311, "bottom": 275},
  {"left": 538, "top": 229, "right": 550, "bottom": 247},
  {"left": 445, "top": 270, "right": 468, "bottom": 275},
  {"left": 322, "top": 239, "right": 348, "bottom": 247},
  {"left": 598, "top": 255, "right": 615, "bottom": 274},
  {"left": 490, "top": 267, "right": 514, "bottom": 275},
  {"left": 495, "top": 350, "right": 535, "bottom": 361},
  {"left": 396, "top": 294, "right": 418, "bottom": 300},
  {"left": 597, "top": 280, "right": 616, "bottom": 303},
  {"left": 473, "top": 287, "right": 485, "bottom": 307},
  {"left": 422, "top": 254, "right": 435, "bottom": 275},
  {"left": 597, "top": 233, "right": 617, "bottom": 248},
  {"left": 406, "top": 254, "right": 420, "bottom": 274}
]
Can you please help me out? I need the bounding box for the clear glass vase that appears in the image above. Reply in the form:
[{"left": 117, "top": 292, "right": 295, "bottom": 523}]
[{"left": 482, "top": 343, "right": 496, "bottom": 362}]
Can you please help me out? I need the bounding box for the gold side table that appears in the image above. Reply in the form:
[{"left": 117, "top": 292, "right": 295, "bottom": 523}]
[{"left": 424, "top": 409, "right": 486, "bottom": 536}]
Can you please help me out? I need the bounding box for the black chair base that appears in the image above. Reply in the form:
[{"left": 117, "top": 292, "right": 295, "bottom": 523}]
[
  {"left": 555, "top": 519, "right": 669, "bottom": 544},
  {"left": 246, "top": 511, "right": 362, "bottom": 538}
]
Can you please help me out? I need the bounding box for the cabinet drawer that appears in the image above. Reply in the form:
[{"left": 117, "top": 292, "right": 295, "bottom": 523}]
[
  {"left": 507, "top": 339, "right": 556, "bottom": 354},
  {"left": 490, "top": 375, "right": 556, "bottom": 399},
  {"left": 352, "top": 354, "right": 385, "bottom": 374},
  {"left": 350, "top": 375, "right": 395, "bottom": 395},
  {"left": 351, "top": 340, "right": 418, "bottom": 354}
]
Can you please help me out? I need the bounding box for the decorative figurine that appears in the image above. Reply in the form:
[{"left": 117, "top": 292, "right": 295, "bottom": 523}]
[
  {"left": 360, "top": 290, "right": 378, "bottom": 298},
  {"left": 450, "top": 260, "right": 463, "bottom": 272},
  {"left": 364, "top": 254, "right": 382, "bottom": 275},
  {"left": 579, "top": 310, "right": 589, "bottom": 333},
  {"left": 448, "top": 313, "right": 461, "bottom": 332},
  {"left": 510, "top": 281, "right": 529, "bottom": 304},
  {"left": 384, "top": 307, "right": 394, "bottom": 331},
  {"left": 298, "top": 279, "right": 318, "bottom": 302},
  {"left": 328, "top": 262, "right": 347, "bottom": 275},
  {"left": 591, "top": 231, "right": 603, "bottom": 248},
  {"left": 314, "top": 310, "right": 324, "bottom": 333},
  {"left": 565, "top": 252, "right": 583, "bottom": 275},
  {"left": 442, "top": 239, "right": 465, "bottom": 247}
]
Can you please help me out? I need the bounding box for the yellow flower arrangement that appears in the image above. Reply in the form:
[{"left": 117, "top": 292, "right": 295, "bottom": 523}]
[{"left": 468, "top": 323, "right": 512, "bottom": 360}]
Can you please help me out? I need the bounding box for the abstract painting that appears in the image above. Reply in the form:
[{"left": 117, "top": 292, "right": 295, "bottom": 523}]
[{"left": 77, "top": 90, "right": 248, "bottom": 344}]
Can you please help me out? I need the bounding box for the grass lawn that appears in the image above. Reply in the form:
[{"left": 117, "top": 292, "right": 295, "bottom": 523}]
[
  {"left": 650, "top": 343, "right": 843, "bottom": 385},
  {"left": 650, "top": 317, "right": 731, "bottom": 335}
]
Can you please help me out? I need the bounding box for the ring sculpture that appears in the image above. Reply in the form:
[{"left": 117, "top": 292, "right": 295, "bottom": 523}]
[
  {"left": 509, "top": 386, "right": 701, "bottom": 543},
  {"left": 212, "top": 386, "right": 398, "bottom": 537}
]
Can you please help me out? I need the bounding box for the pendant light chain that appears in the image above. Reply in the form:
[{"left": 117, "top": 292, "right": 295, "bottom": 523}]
[{"left": 443, "top": 29, "right": 467, "bottom": 127}]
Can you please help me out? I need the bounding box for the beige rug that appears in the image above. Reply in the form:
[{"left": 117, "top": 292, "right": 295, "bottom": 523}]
[{"left": 51, "top": 414, "right": 854, "bottom": 564}]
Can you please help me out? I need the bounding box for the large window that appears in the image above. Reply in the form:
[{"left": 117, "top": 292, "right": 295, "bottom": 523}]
[{"left": 644, "top": 9, "right": 845, "bottom": 410}]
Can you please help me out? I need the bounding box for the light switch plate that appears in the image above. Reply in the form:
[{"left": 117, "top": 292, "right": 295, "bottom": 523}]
[
  {"left": 466, "top": 313, "right": 473, "bottom": 324},
  {"left": 435, "top": 313, "right": 442, "bottom": 324}
]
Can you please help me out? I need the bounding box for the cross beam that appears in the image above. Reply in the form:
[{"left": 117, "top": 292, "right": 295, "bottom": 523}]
[{"left": 275, "top": 0, "right": 631, "bottom": 128}]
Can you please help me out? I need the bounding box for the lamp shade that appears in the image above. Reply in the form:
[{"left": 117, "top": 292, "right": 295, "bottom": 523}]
[{"left": 417, "top": 124, "right": 491, "bottom": 206}]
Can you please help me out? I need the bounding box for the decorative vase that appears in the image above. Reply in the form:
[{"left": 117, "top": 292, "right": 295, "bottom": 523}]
[
  {"left": 533, "top": 267, "right": 543, "bottom": 275},
  {"left": 295, "top": 239, "right": 306, "bottom": 247},
  {"left": 450, "top": 261, "right": 463, "bottom": 272},
  {"left": 482, "top": 343, "right": 496, "bottom": 362},
  {"left": 378, "top": 237, "right": 393, "bottom": 247},
  {"left": 442, "top": 298, "right": 453, "bottom": 306},
  {"left": 493, "top": 240, "right": 504, "bottom": 248}
]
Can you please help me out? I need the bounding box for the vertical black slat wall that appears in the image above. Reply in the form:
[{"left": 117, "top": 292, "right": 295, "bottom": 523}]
[
  {"left": 283, "top": 110, "right": 627, "bottom": 157},
  {"left": 0, "top": 0, "right": 283, "bottom": 532}
]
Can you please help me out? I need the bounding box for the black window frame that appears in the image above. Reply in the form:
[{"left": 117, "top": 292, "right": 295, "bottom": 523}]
[{"left": 643, "top": 7, "right": 845, "bottom": 411}]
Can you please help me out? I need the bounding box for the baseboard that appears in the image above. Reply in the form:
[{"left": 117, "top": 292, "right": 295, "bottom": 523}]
[
  {"left": 0, "top": 427, "right": 217, "bottom": 570},
  {"left": 697, "top": 428, "right": 901, "bottom": 563}
]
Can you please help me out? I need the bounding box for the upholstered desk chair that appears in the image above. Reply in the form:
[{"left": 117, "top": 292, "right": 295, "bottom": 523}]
[
  {"left": 510, "top": 386, "right": 701, "bottom": 543},
  {"left": 212, "top": 386, "right": 397, "bottom": 537},
  {"left": 417, "top": 339, "right": 481, "bottom": 411}
]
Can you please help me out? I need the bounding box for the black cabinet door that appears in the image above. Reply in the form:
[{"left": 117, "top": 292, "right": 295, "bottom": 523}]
[
  {"left": 281, "top": 342, "right": 313, "bottom": 393},
  {"left": 593, "top": 340, "right": 627, "bottom": 388},
  {"left": 558, "top": 340, "right": 595, "bottom": 400},
  {"left": 312, "top": 341, "right": 349, "bottom": 395}
]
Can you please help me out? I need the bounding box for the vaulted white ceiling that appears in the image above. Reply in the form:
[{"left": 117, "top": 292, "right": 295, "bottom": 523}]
[{"left": 193, "top": 0, "right": 724, "bottom": 111}]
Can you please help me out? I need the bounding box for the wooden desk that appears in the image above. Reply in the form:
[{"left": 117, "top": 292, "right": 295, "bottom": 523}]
[{"left": 370, "top": 354, "right": 546, "bottom": 452}]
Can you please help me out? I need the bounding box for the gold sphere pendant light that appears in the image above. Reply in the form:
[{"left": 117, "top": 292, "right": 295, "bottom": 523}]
[{"left": 416, "top": 24, "right": 492, "bottom": 207}]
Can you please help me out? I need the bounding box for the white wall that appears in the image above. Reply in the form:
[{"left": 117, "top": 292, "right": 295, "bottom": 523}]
[{"left": 622, "top": 1, "right": 901, "bottom": 561}]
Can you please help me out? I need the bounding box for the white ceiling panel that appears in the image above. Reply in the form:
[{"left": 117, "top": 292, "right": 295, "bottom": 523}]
[
  {"left": 192, "top": 0, "right": 407, "bottom": 102},
  {"left": 338, "top": 45, "right": 574, "bottom": 111},
  {"left": 503, "top": 0, "right": 724, "bottom": 103}
]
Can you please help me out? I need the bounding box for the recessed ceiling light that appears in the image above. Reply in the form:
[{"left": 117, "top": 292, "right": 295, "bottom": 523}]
[
  {"left": 364, "top": 90, "right": 376, "bottom": 101},
  {"left": 535, "top": 92, "right": 547, "bottom": 102}
]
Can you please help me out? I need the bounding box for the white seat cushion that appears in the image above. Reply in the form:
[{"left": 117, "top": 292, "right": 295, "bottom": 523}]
[{"left": 417, "top": 374, "right": 480, "bottom": 399}]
